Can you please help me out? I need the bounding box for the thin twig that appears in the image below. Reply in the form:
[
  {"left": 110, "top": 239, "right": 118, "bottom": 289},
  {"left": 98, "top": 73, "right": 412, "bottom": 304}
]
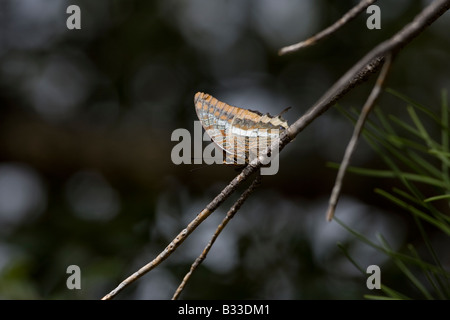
[
  {"left": 102, "top": 0, "right": 450, "bottom": 300},
  {"left": 326, "top": 54, "right": 393, "bottom": 222},
  {"left": 279, "top": 0, "right": 377, "bottom": 55},
  {"left": 172, "top": 173, "right": 262, "bottom": 300},
  {"left": 283, "top": 0, "right": 450, "bottom": 146},
  {"left": 101, "top": 168, "right": 258, "bottom": 300}
]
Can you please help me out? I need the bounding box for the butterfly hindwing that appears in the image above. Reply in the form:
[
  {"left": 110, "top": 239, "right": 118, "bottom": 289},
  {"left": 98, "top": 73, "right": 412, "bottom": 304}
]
[{"left": 194, "top": 92, "right": 288, "bottom": 165}]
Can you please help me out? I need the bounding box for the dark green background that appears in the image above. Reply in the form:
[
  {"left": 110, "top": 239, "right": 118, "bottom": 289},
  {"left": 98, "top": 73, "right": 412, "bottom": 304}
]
[{"left": 0, "top": 0, "right": 448, "bottom": 299}]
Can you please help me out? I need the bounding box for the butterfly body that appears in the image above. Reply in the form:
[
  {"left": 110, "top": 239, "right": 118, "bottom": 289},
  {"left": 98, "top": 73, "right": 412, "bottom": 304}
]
[{"left": 194, "top": 92, "right": 288, "bottom": 165}]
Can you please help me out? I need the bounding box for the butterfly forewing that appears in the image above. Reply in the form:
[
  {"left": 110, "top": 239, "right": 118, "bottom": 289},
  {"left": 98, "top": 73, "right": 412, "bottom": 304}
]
[{"left": 194, "top": 92, "right": 288, "bottom": 165}]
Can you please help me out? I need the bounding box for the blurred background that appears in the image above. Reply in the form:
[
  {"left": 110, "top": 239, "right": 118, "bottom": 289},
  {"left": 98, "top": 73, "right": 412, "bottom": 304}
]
[{"left": 0, "top": 0, "right": 449, "bottom": 299}]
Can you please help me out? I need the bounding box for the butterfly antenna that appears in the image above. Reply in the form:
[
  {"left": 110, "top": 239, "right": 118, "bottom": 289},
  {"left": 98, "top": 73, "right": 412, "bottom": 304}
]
[{"left": 277, "top": 106, "right": 291, "bottom": 117}]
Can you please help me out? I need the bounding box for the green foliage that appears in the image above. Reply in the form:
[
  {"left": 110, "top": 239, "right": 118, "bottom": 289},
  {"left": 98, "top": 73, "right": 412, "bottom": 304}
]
[{"left": 336, "top": 89, "right": 450, "bottom": 300}]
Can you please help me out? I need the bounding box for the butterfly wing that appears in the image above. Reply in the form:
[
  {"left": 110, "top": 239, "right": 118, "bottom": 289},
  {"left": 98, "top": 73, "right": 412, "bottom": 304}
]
[{"left": 194, "top": 92, "right": 288, "bottom": 165}]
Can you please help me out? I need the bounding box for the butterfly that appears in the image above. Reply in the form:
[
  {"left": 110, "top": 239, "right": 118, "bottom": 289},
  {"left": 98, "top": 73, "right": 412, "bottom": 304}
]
[{"left": 194, "top": 92, "right": 289, "bottom": 165}]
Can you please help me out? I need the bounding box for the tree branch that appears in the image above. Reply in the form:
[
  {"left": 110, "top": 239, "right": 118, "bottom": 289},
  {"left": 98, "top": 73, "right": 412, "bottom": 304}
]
[
  {"left": 100, "top": 167, "right": 257, "bottom": 300},
  {"left": 282, "top": 0, "right": 450, "bottom": 146},
  {"left": 326, "top": 53, "right": 394, "bottom": 221},
  {"left": 279, "top": 0, "right": 378, "bottom": 55},
  {"left": 102, "top": 0, "right": 450, "bottom": 299},
  {"left": 172, "top": 173, "right": 262, "bottom": 300}
]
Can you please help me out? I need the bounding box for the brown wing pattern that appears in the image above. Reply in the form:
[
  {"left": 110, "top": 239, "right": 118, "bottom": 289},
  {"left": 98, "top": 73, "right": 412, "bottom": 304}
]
[{"left": 194, "top": 92, "right": 289, "bottom": 164}]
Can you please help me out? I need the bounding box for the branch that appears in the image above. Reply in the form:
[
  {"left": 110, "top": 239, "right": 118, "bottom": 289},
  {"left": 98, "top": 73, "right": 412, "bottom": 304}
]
[
  {"left": 279, "top": 0, "right": 378, "bottom": 55},
  {"left": 101, "top": 167, "right": 257, "bottom": 300},
  {"left": 172, "top": 173, "right": 262, "bottom": 300},
  {"left": 326, "top": 54, "right": 394, "bottom": 221},
  {"left": 102, "top": 0, "right": 450, "bottom": 299},
  {"left": 282, "top": 0, "right": 450, "bottom": 147}
]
